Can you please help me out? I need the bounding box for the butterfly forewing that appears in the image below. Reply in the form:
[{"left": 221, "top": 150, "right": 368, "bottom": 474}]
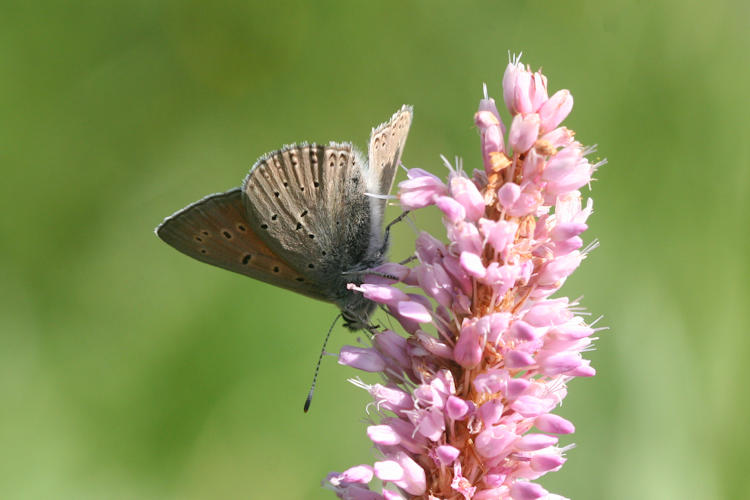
[
  {"left": 242, "top": 144, "right": 374, "bottom": 297},
  {"left": 366, "top": 105, "right": 413, "bottom": 214},
  {"left": 156, "top": 189, "right": 327, "bottom": 300}
]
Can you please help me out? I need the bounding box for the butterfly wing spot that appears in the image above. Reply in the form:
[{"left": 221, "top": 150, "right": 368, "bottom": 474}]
[
  {"left": 300, "top": 210, "right": 308, "bottom": 217},
  {"left": 261, "top": 223, "right": 268, "bottom": 229},
  {"left": 308, "top": 234, "right": 315, "bottom": 239},
  {"left": 195, "top": 236, "right": 203, "bottom": 242},
  {"left": 236, "top": 224, "right": 246, "bottom": 232},
  {"left": 308, "top": 263, "right": 314, "bottom": 269},
  {"left": 273, "top": 266, "right": 280, "bottom": 273},
  {"left": 295, "top": 277, "right": 304, "bottom": 282},
  {"left": 242, "top": 254, "right": 252, "bottom": 265},
  {"left": 321, "top": 250, "right": 327, "bottom": 255},
  {"left": 222, "top": 230, "right": 232, "bottom": 239},
  {"left": 314, "top": 181, "right": 320, "bottom": 187},
  {"left": 200, "top": 249, "right": 207, "bottom": 254},
  {"left": 202, "top": 231, "right": 209, "bottom": 236},
  {"left": 274, "top": 191, "right": 280, "bottom": 197},
  {"left": 271, "top": 214, "right": 278, "bottom": 221},
  {"left": 296, "top": 222, "right": 303, "bottom": 230},
  {"left": 300, "top": 186, "right": 305, "bottom": 191},
  {"left": 283, "top": 181, "right": 289, "bottom": 187}
]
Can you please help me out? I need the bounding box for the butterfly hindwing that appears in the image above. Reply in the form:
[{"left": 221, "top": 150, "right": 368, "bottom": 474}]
[{"left": 156, "top": 188, "right": 327, "bottom": 300}]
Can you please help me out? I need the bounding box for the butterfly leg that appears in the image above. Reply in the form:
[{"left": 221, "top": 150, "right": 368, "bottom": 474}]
[
  {"left": 342, "top": 269, "right": 400, "bottom": 281},
  {"left": 398, "top": 255, "right": 417, "bottom": 265},
  {"left": 383, "top": 210, "right": 411, "bottom": 244}
]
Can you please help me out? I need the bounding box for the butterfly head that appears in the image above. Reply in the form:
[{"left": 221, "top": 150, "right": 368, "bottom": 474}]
[{"left": 340, "top": 295, "right": 378, "bottom": 331}]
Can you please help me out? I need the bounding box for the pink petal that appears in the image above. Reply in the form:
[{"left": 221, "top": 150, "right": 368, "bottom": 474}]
[
  {"left": 460, "top": 251, "right": 486, "bottom": 279},
  {"left": 539, "top": 89, "right": 573, "bottom": 132},
  {"left": 367, "top": 424, "right": 401, "bottom": 446},
  {"left": 530, "top": 453, "right": 566, "bottom": 472},
  {"left": 509, "top": 113, "right": 540, "bottom": 154},
  {"left": 436, "top": 195, "right": 466, "bottom": 223},
  {"left": 515, "top": 433, "right": 558, "bottom": 451},
  {"left": 510, "top": 481, "right": 549, "bottom": 500},
  {"left": 339, "top": 346, "right": 386, "bottom": 372},
  {"left": 450, "top": 176, "right": 485, "bottom": 221},
  {"left": 436, "top": 445, "right": 460, "bottom": 465},
  {"left": 535, "top": 413, "right": 575, "bottom": 434},
  {"left": 397, "top": 300, "right": 432, "bottom": 323}
]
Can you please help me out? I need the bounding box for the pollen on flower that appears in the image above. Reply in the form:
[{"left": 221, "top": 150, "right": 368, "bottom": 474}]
[{"left": 324, "top": 54, "right": 603, "bottom": 500}]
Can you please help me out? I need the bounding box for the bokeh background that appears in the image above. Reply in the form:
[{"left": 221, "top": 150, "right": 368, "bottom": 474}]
[{"left": 2, "top": 1, "right": 748, "bottom": 498}]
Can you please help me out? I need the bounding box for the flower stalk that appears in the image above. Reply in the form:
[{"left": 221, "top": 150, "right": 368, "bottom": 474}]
[{"left": 325, "top": 54, "right": 604, "bottom": 500}]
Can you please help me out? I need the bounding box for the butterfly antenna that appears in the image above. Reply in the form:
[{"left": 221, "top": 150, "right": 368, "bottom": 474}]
[{"left": 304, "top": 313, "right": 342, "bottom": 413}]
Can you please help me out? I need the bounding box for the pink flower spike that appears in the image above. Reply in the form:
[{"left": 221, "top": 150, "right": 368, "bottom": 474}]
[
  {"left": 509, "top": 113, "right": 541, "bottom": 154},
  {"left": 510, "top": 481, "right": 549, "bottom": 500},
  {"left": 327, "top": 56, "right": 603, "bottom": 500},
  {"left": 339, "top": 346, "right": 386, "bottom": 372},
  {"left": 539, "top": 89, "right": 573, "bottom": 133}
]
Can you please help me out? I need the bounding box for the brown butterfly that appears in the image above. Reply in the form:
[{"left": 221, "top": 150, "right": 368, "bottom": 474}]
[{"left": 156, "top": 106, "right": 412, "bottom": 330}]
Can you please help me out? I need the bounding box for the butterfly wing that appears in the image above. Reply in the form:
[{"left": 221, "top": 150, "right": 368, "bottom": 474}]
[
  {"left": 366, "top": 105, "right": 413, "bottom": 216},
  {"left": 156, "top": 188, "right": 328, "bottom": 300},
  {"left": 241, "top": 143, "right": 376, "bottom": 299}
]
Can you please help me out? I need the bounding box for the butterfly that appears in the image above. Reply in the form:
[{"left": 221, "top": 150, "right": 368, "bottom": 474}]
[{"left": 156, "top": 106, "right": 412, "bottom": 330}]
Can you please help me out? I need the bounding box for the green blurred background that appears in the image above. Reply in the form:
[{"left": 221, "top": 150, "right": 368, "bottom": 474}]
[{"left": 2, "top": 1, "right": 748, "bottom": 498}]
